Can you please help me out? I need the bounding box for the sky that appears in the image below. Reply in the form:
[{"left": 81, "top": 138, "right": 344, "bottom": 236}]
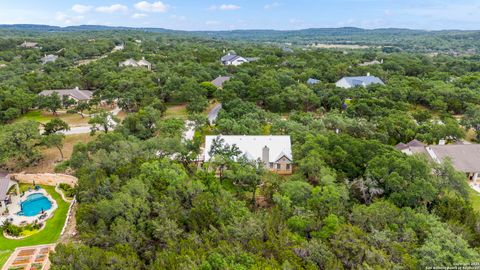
[{"left": 0, "top": 0, "right": 479, "bottom": 31}]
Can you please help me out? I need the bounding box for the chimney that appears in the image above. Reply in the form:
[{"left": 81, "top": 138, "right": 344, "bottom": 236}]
[
  {"left": 262, "top": 145, "right": 270, "bottom": 165},
  {"left": 75, "top": 86, "right": 79, "bottom": 90},
  {"left": 142, "top": 56, "right": 145, "bottom": 60},
  {"left": 367, "top": 72, "right": 371, "bottom": 76},
  {"left": 380, "top": 59, "right": 384, "bottom": 64}
]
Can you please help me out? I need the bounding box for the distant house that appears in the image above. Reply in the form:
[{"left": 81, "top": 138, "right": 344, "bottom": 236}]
[
  {"left": 0, "top": 64, "right": 6, "bottom": 68},
  {"left": 20, "top": 41, "right": 38, "bottom": 49},
  {"left": 335, "top": 74, "right": 385, "bottom": 89},
  {"left": 112, "top": 44, "right": 124, "bottom": 52},
  {"left": 307, "top": 78, "right": 321, "bottom": 85},
  {"left": 282, "top": 47, "right": 294, "bottom": 53},
  {"left": 205, "top": 135, "right": 293, "bottom": 175},
  {"left": 359, "top": 59, "right": 383, "bottom": 66},
  {"left": 211, "top": 76, "right": 231, "bottom": 88},
  {"left": 395, "top": 140, "right": 480, "bottom": 184},
  {"left": 119, "top": 57, "right": 152, "bottom": 70},
  {"left": 41, "top": 54, "right": 58, "bottom": 65},
  {"left": 221, "top": 53, "right": 249, "bottom": 66},
  {"left": 38, "top": 87, "right": 93, "bottom": 102}
]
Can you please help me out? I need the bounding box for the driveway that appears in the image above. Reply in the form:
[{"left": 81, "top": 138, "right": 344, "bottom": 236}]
[{"left": 208, "top": 104, "right": 222, "bottom": 125}]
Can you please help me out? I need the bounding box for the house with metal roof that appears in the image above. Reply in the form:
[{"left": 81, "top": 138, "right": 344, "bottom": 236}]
[
  {"left": 211, "top": 76, "right": 231, "bottom": 88},
  {"left": 20, "top": 41, "right": 39, "bottom": 49},
  {"left": 38, "top": 87, "right": 93, "bottom": 102},
  {"left": 41, "top": 54, "right": 58, "bottom": 65},
  {"left": 336, "top": 74, "right": 385, "bottom": 89},
  {"left": 220, "top": 53, "right": 249, "bottom": 66},
  {"left": 205, "top": 135, "right": 293, "bottom": 175}
]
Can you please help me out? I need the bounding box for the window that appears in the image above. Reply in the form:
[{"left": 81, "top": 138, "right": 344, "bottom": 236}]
[
  {"left": 269, "top": 163, "right": 274, "bottom": 168},
  {"left": 286, "top": 164, "right": 291, "bottom": 170},
  {"left": 277, "top": 164, "right": 281, "bottom": 170}
]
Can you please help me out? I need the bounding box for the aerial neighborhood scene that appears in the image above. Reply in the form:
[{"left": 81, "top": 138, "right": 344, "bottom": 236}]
[{"left": 1, "top": 0, "right": 480, "bottom": 269}]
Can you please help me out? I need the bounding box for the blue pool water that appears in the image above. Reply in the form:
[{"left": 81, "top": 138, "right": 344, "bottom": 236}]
[{"left": 18, "top": 193, "right": 52, "bottom": 216}]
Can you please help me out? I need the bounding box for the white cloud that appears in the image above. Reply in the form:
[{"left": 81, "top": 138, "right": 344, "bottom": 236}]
[
  {"left": 56, "top": 12, "right": 85, "bottom": 25},
  {"left": 132, "top": 13, "right": 148, "bottom": 19},
  {"left": 134, "top": 1, "right": 168, "bottom": 13},
  {"left": 209, "top": 4, "right": 241, "bottom": 11},
  {"left": 72, "top": 4, "right": 93, "bottom": 14},
  {"left": 95, "top": 4, "right": 128, "bottom": 14},
  {"left": 264, "top": 2, "right": 280, "bottom": 10}
]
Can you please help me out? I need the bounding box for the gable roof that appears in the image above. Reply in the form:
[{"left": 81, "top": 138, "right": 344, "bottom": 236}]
[
  {"left": 39, "top": 88, "right": 93, "bottom": 101},
  {"left": 221, "top": 54, "right": 241, "bottom": 63},
  {"left": 339, "top": 76, "right": 385, "bottom": 87},
  {"left": 427, "top": 144, "right": 480, "bottom": 173},
  {"left": 41, "top": 54, "right": 58, "bottom": 64},
  {"left": 204, "top": 135, "right": 292, "bottom": 163},
  {"left": 211, "top": 76, "right": 231, "bottom": 88}
]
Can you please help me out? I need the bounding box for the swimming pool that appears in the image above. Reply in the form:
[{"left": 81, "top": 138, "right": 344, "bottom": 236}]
[{"left": 18, "top": 193, "right": 52, "bottom": 217}]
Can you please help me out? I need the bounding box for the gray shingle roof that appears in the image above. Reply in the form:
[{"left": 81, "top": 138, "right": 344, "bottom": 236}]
[
  {"left": 41, "top": 54, "right": 58, "bottom": 64},
  {"left": 211, "top": 76, "right": 231, "bottom": 88},
  {"left": 428, "top": 144, "right": 480, "bottom": 173},
  {"left": 307, "top": 78, "right": 321, "bottom": 85},
  {"left": 39, "top": 88, "right": 93, "bottom": 101},
  {"left": 221, "top": 54, "right": 240, "bottom": 63},
  {"left": 340, "top": 76, "right": 385, "bottom": 87}
]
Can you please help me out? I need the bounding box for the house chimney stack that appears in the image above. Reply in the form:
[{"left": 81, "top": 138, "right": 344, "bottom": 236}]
[
  {"left": 75, "top": 86, "right": 79, "bottom": 90},
  {"left": 367, "top": 72, "right": 371, "bottom": 76},
  {"left": 262, "top": 145, "right": 270, "bottom": 166}
]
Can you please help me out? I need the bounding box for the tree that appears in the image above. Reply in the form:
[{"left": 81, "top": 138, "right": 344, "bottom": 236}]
[
  {"left": 37, "top": 92, "right": 62, "bottom": 115},
  {"left": 89, "top": 111, "right": 119, "bottom": 135},
  {"left": 74, "top": 101, "right": 91, "bottom": 118},
  {"left": 0, "top": 121, "right": 42, "bottom": 168},
  {"left": 42, "top": 133, "right": 66, "bottom": 160},
  {"left": 461, "top": 106, "right": 480, "bottom": 141},
  {"left": 43, "top": 118, "right": 70, "bottom": 135}
]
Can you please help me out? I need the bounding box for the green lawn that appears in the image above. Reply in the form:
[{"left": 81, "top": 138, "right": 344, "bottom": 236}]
[
  {"left": 15, "top": 110, "right": 53, "bottom": 124},
  {"left": 469, "top": 187, "right": 480, "bottom": 213},
  {"left": 0, "top": 185, "right": 70, "bottom": 266}
]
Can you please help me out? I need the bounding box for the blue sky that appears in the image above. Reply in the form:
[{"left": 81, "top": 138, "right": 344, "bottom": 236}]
[{"left": 0, "top": 0, "right": 479, "bottom": 30}]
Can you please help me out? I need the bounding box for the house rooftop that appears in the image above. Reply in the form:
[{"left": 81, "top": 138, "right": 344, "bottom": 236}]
[
  {"left": 307, "top": 78, "right": 321, "bottom": 85},
  {"left": 204, "top": 135, "right": 292, "bottom": 163},
  {"left": 339, "top": 76, "right": 385, "bottom": 87},
  {"left": 39, "top": 88, "right": 93, "bottom": 101},
  {"left": 428, "top": 144, "right": 480, "bottom": 173}
]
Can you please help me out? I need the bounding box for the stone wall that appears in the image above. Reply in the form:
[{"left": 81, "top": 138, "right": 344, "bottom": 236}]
[{"left": 8, "top": 173, "right": 77, "bottom": 187}]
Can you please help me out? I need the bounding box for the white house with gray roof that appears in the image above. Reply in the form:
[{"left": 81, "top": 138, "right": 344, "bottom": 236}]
[
  {"left": 39, "top": 87, "right": 93, "bottom": 102},
  {"left": 41, "top": 54, "right": 58, "bottom": 65},
  {"left": 220, "top": 53, "right": 249, "bottom": 66},
  {"left": 205, "top": 135, "right": 293, "bottom": 175},
  {"left": 336, "top": 74, "right": 385, "bottom": 89}
]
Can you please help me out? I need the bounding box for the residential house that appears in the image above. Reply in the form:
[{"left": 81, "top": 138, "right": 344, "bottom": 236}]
[
  {"left": 335, "top": 74, "right": 385, "bottom": 89},
  {"left": 307, "top": 78, "right": 321, "bottom": 85},
  {"left": 211, "top": 76, "right": 231, "bottom": 88},
  {"left": 38, "top": 87, "right": 93, "bottom": 102},
  {"left": 119, "top": 57, "right": 152, "bottom": 70},
  {"left": 220, "top": 53, "right": 249, "bottom": 66},
  {"left": 41, "top": 54, "right": 58, "bottom": 65},
  {"left": 112, "top": 44, "right": 124, "bottom": 52},
  {"left": 396, "top": 140, "right": 480, "bottom": 184},
  {"left": 359, "top": 59, "right": 383, "bottom": 66},
  {"left": 204, "top": 135, "right": 293, "bottom": 175},
  {"left": 20, "top": 41, "right": 38, "bottom": 49}
]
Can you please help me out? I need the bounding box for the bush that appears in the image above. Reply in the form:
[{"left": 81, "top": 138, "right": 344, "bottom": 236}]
[{"left": 59, "top": 183, "right": 75, "bottom": 197}]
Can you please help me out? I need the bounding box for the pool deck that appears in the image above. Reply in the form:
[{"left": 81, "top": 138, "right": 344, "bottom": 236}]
[{"left": 0, "top": 188, "right": 58, "bottom": 227}]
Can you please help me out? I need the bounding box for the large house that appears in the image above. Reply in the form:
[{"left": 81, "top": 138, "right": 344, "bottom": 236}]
[
  {"left": 220, "top": 53, "right": 249, "bottom": 66},
  {"left": 205, "top": 135, "right": 293, "bottom": 175},
  {"left": 20, "top": 41, "right": 38, "bottom": 49},
  {"left": 359, "top": 59, "right": 383, "bottom": 66},
  {"left": 336, "top": 74, "right": 385, "bottom": 89},
  {"left": 119, "top": 57, "right": 152, "bottom": 70},
  {"left": 38, "top": 87, "right": 93, "bottom": 102},
  {"left": 211, "top": 76, "right": 231, "bottom": 88},
  {"left": 396, "top": 140, "right": 480, "bottom": 184},
  {"left": 41, "top": 54, "right": 58, "bottom": 65}
]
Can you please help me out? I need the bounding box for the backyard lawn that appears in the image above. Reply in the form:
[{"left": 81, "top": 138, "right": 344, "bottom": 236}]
[
  {"left": 164, "top": 103, "right": 188, "bottom": 119},
  {"left": 16, "top": 110, "right": 90, "bottom": 126},
  {"left": 0, "top": 185, "right": 70, "bottom": 266},
  {"left": 469, "top": 187, "right": 480, "bottom": 213}
]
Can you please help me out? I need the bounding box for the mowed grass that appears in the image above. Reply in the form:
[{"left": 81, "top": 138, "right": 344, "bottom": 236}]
[
  {"left": 16, "top": 110, "right": 90, "bottom": 126},
  {"left": 469, "top": 187, "right": 480, "bottom": 213},
  {"left": 0, "top": 185, "right": 69, "bottom": 252},
  {"left": 0, "top": 250, "right": 11, "bottom": 268},
  {"left": 164, "top": 103, "right": 188, "bottom": 119}
]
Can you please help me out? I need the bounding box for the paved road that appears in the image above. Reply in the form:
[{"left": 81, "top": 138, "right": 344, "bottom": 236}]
[
  {"left": 208, "top": 104, "right": 222, "bottom": 125},
  {"left": 60, "top": 106, "right": 122, "bottom": 135}
]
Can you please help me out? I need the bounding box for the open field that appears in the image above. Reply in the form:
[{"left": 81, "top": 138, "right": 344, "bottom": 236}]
[
  {"left": 24, "top": 133, "right": 95, "bottom": 173},
  {"left": 16, "top": 110, "right": 90, "bottom": 126},
  {"left": 164, "top": 103, "right": 188, "bottom": 119},
  {"left": 0, "top": 185, "right": 69, "bottom": 266}
]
